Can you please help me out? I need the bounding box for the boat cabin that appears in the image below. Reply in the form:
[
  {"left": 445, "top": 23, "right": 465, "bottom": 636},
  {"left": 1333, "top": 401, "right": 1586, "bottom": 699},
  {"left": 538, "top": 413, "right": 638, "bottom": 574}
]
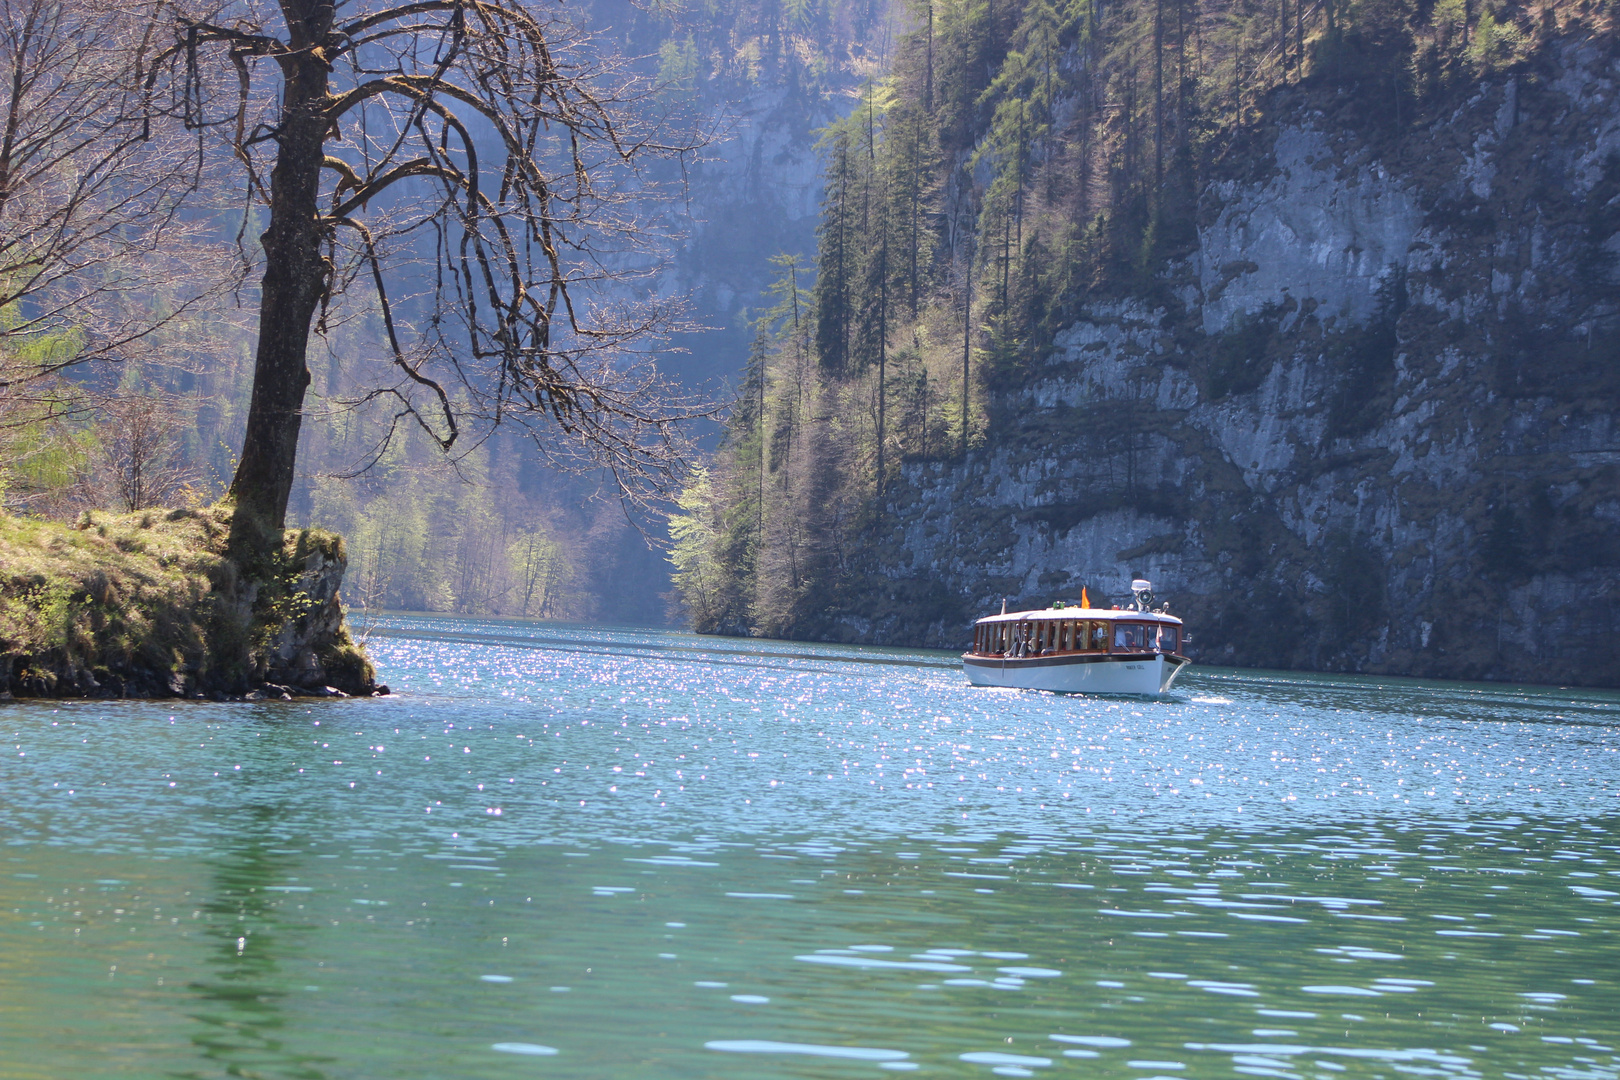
[{"left": 969, "top": 607, "right": 1183, "bottom": 659}]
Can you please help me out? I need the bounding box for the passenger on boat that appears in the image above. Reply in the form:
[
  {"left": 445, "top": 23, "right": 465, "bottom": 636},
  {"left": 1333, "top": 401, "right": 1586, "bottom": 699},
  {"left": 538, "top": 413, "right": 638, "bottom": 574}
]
[{"left": 1115, "top": 623, "right": 1145, "bottom": 650}]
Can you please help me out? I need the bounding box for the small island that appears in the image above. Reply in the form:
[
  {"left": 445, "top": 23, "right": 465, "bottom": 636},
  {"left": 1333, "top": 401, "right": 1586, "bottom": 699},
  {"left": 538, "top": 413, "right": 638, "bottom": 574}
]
[{"left": 0, "top": 505, "right": 374, "bottom": 700}]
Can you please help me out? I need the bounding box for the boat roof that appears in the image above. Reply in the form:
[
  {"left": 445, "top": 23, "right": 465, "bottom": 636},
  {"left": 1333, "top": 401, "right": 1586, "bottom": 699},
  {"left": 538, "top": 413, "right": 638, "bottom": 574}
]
[{"left": 976, "top": 607, "right": 1182, "bottom": 625}]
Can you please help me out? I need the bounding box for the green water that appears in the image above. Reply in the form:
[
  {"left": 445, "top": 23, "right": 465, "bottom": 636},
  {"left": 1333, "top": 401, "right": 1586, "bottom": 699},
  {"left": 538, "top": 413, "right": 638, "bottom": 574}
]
[{"left": 2, "top": 616, "right": 1617, "bottom": 1079}]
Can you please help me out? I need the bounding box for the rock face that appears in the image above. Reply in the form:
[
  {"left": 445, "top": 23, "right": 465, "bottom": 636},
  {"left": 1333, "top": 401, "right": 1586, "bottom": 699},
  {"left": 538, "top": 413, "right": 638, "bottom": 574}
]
[
  {"left": 252, "top": 540, "right": 375, "bottom": 695},
  {"left": 651, "top": 82, "right": 859, "bottom": 387},
  {"left": 830, "top": 40, "right": 1620, "bottom": 687}
]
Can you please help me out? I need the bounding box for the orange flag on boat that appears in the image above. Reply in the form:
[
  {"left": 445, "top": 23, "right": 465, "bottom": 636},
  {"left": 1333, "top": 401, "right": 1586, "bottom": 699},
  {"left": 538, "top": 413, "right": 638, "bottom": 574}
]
[{"left": 1080, "top": 587, "right": 1090, "bottom": 609}]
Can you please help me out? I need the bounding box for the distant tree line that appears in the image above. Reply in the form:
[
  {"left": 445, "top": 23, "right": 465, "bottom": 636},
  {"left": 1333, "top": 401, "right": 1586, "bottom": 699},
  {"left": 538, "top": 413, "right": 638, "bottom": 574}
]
[{"left": 0, "top": 320, "right": 650, "bottom": 623}]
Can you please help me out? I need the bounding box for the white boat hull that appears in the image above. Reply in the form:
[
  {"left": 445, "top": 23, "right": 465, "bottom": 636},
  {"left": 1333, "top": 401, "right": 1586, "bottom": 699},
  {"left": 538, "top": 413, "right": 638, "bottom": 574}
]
[{"left": 962, "top": 652, "right": 1189, "bottom": 695}]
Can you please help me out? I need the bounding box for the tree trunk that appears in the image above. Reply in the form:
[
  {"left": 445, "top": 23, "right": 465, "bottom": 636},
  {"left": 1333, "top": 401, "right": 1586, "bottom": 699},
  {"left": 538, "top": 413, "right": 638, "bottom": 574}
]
[
  {"left": 876, "top": 221, "right": 887, "bottom": 492},
  {"left": 961, "top": 234, "right": 972, "bottom": 456},
  {"left": 1152, "top": 0, "right": 1164, "bottom": 192},
  {"left": 226, "top": 0, "right": 333, "bottom": 557},
  {"left": 924, "top": 4, "right": 934, "bottom": 113}
]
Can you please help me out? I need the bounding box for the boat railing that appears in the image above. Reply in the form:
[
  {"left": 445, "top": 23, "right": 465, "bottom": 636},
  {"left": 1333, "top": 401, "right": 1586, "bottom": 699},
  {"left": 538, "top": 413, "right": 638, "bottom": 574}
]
[{"left": 970, "top": 617, "right": 1181, "bottom": 658}]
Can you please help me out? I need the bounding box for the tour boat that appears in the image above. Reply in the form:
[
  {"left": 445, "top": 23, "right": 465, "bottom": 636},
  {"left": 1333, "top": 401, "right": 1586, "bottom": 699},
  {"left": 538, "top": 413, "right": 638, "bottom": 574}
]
[{"left": 962, "top": 580, "right": 1190, "bottom": 695}]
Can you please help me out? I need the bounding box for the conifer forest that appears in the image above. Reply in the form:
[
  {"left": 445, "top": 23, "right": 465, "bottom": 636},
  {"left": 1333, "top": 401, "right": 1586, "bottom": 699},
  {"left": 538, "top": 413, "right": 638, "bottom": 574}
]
[{"left": 669, "top": 0, "right": 1620, "bottom": 686}]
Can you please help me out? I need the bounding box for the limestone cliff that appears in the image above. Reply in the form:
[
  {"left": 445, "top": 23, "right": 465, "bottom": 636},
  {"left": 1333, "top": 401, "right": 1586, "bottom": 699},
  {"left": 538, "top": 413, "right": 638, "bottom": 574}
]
[
  {"left": 818, "top": 39, "right": 1620, "bottom": 686},
  {"left": 649, "top": 84, "right": 869, "bottom": 391}
]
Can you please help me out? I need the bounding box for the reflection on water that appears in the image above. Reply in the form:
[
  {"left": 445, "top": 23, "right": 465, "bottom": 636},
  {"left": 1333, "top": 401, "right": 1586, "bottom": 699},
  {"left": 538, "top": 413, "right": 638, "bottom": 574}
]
[
  {"left": 178, "top": 806, "right": 331, "bottom": 1080},
  {"left": 0, "top": 615, "right": 1617, "bottom": 1079}
]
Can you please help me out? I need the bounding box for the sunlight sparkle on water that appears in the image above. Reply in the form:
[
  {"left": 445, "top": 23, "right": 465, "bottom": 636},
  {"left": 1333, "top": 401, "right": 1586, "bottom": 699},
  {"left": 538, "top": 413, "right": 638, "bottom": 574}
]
[{"left": 1, "top": 615, "right": 1617, "bottom": 1078}]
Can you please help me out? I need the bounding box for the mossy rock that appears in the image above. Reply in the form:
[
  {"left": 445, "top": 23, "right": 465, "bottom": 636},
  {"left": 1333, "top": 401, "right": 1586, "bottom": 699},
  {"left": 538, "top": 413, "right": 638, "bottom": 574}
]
[{"left": 0, "top": 506, "right": 376, "bottom": 699}]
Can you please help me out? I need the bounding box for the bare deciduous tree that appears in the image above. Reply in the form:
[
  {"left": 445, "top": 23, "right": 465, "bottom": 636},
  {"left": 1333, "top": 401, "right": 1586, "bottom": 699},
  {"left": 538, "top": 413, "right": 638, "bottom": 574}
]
[
  {"left": 0, "top": 385, "right": 201, "bottom": 515},
  {"left": 97, "top": 391, "right": 198, "bottom": 511},
  {"left": 0, "top": 0, "right": 221, "bottom": 411},
  {"left": 152, "top": 0, "right": 715, "bottom": 564}
]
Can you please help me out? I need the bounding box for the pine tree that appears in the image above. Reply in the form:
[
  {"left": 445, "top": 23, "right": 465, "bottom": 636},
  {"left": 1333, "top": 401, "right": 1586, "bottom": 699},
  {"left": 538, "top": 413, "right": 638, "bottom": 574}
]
[{"left": 815, "top": 132, "right": 855, "bottom": 374}]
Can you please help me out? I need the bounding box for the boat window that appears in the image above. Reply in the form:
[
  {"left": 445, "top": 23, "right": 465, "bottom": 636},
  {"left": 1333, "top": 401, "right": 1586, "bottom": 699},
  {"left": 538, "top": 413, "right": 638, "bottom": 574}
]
[
  {"left": 1081, "top": 621, "right": 1104, "bottom": 651},
  {"left": 1114, "top": 623, "right": 1148, "bottom": 650},
  {"left": 1158, "top": 625, "right": 1180, "bottom": 653}
]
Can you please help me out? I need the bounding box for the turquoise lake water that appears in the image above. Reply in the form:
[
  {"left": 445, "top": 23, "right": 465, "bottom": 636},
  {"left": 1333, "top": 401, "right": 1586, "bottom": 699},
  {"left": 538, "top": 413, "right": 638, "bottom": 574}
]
[{"left": 2, "top": 615, "right": 1618, "bottom": 1079}]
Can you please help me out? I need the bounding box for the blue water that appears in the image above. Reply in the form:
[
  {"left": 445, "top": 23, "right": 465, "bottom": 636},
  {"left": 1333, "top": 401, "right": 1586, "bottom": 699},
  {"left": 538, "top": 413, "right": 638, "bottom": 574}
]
[{"left": 2, "top": 615, "right": 1617, "bottom": 1078}]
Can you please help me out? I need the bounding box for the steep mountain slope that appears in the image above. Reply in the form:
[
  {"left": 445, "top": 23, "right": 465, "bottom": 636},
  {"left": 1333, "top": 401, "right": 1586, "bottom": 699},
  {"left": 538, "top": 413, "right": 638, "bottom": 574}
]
[
  {"left": 673, "top": 3, "right": 1620, "bottom": 686},
  {"left": 856, "top": 41, "right": 1620, "bottom": 685}
]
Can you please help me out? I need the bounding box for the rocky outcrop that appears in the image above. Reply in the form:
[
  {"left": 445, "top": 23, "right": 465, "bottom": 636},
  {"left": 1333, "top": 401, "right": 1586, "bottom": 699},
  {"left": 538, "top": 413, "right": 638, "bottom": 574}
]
[
  {"left": 243, "top": 533, "right": 378, "bottom": 697},
  {"left": 0, "top": 507, "right": 379, "bottom": 700},
  {"left": 822, "top": 38, "right": 1620, "bottom": 687}
]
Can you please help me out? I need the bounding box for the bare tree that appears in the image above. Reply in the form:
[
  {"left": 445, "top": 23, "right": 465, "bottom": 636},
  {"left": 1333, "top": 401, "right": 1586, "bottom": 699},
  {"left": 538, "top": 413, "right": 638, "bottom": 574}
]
[
  {"left": 0, "top": 0, "right": 221, "bottom": 409},
  {"left": 152, "top": 0, "right": 715, "bottom": 565},
  {"left": 0, "top": 384, "right": 200, "bottom": 515},
  {"left": 509, "top": 525, "right": 565, "bottom": 616},
  {"left": 97, "top": 392, "right": 198, "bottom": 511}
]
